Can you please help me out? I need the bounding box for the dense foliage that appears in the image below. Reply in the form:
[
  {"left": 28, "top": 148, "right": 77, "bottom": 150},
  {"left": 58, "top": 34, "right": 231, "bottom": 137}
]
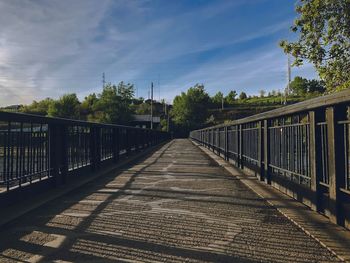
[
  {"left": 17, "top": 75, "right": 324, "bottom": 136},
  {"left": 280, "top": 0, "right": 350, "bottom": 92},
  {"left": 20, "top": 82, "right": 165, "bottom": 126},
  {"left": 87, "top": 82, "right": 134, "bottom": 124},
  {"left": 171, "top": 84, "right": 210, "bottom": 136},
  {"left": 47, "top": 94, "right": 80, "bottom": 119},
  {"left": 289, "top": 76, "right": 325, "bottom": 95}
]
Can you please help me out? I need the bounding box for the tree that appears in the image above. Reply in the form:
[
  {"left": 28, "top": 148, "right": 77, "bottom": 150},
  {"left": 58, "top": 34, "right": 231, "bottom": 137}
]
[
  {"left": 307, "top": 79, "right": 326, "bottom": 94},
  {"left": 239, "top": 92, "right": 247, "bottom": 100},
  {"left": 92, "top": 82, "right": 134, "bottom": 124},
  {"left": 48, "top": 94, "right": 80, "bottom": 119},
  {"left": 268, "top": 90, "right": 278, "bottom": 97},
  {"left": 21, "top": 98, "right": 53, "bottom": 116},
  {"left": 135, "top": 102, "right": 151, "bottom": 115},
  {"left": 280, "top": 0, "right": 350, "bottom": 92},
  {"left": 132, "top": 97, "right": 144, "bottom": 105},
  {"left": 171, "top": 84, "right": 210, "bottom": 136},
  {"left": 80, "top": 93, "right": 98, "bottom": 120},
  {"left": 259, "top": 90, "right": 266, "bottom": 98},
  {"left": 117, "top": 81, "right": 134, "bottom": 101},
  {"left": 211, "top": 91, "right": 224, "bottom": 107},
  {"left": 289, "top": 76, "right": 309, "bottom": 95},
  {"left": 225, "top": 90, "right": 237, "bottom": 105},
  {"left": 289, "top": 76, "right": 326, "bottom": 95}
]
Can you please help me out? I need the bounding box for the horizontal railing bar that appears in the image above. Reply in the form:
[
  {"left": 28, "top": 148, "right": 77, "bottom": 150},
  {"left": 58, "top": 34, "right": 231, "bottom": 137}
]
[
  {"left": 268, "top": 123, "right": 310, "bottom": 129},
  {"left": 319, "top": 181, "right": 329, "bottom": 187},
  {"left": 0, "top": 111, "right": 156, "bottom": 131},
  {"left": 340, "top": 187, "right": 350, "bottom": 196},
  {"left": 242, "top": 127, "right": 259, "bottom": 131},
  {"left": 242, "top": 155, "right": 259, "bottom": 163},
  {"left": 268, "top": 164, "right": 310, "bottom": 180}
]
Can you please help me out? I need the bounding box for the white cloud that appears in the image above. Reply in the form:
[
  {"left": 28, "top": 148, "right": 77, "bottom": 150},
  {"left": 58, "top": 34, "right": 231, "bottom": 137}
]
[
  {"left": 0, "top": 0, "right": 115, "bottom": 104},
  {"left": 0, "top": 0, "right": 317, "bottom": 106}
]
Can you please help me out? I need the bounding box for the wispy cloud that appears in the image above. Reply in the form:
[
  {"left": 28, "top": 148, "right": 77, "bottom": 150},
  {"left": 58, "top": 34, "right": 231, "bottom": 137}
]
[{"left": 0, "top": 0, "right": 316, "bottom": 105}]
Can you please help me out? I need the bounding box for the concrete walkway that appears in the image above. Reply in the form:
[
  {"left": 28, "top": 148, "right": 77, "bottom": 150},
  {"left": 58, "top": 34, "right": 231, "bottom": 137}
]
[{"left": 0, "top": 139, "right": 341, "bottom": 262}]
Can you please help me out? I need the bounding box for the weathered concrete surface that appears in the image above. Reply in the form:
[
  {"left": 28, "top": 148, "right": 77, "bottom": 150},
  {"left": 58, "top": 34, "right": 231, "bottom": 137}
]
[
  {"left": 0, "top": 139, "right": 340, "bottom": 262},
  {"left": 196, "top": 141, "right": 350, "bottom": 262}
]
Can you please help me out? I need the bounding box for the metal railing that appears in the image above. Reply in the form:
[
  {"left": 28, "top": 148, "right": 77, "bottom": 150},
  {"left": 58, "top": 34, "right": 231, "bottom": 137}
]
[
  {"left": 190, "top": 89, "right": 350, "bottom": 229},
  {"left": 0, "top": 111, "right": 169, "bottom": 195}
]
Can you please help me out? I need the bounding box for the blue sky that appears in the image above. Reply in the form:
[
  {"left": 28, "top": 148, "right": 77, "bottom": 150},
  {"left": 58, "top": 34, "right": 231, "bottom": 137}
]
[{"left": 0, "top": 0, "right": 317, "bottom": 105}]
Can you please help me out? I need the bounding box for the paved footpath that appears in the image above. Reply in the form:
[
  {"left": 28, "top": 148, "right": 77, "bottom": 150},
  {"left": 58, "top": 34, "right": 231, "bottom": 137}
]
[{"left": 0, "top": 139, "right": 341, "bottom": 262}]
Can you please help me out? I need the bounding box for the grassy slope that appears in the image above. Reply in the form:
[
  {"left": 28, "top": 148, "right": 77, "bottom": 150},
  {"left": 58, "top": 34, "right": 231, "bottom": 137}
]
[{"left": 207, "top": 95, "right": 314, "bottom": 125}]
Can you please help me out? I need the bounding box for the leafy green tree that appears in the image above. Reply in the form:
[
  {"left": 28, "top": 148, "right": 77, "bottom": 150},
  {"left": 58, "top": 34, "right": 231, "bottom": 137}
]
[
  {"left": 268, "top": 90, "right": 278, "bottom": 97},
  {"left": 132, "top": 97, "right": 144, "bottom": 105},
  {"left": 280, "top": 0, "right": 350, "bottom": 92},
  {"left": 289, "top": 76, "right": 326, "bottom": 95},
  {"left": 239, "top": 92, "right": 247, "bottom": 100},
  {"left": 135, "top": 102, "right": 151, "bottom": 115},
  {"left": 80, "top": 93, "right": 98, "bottom": 120},
  {"left": 259, "top": 90, "right": 266, "bottom": 98},
  {"left": 171, "top": 84, "right": 210, "bottom": 136},
  {"left": 160, "top": 118, "right": 168, "bottom": 132},
  {"left": 225, "top": 90, "right": 237, "bottom": 105},
  {"left": 308, "top": 79, "right": 326, "bottom": 94},
  {"left": 289, "top": 76, "right": 309, "bottom": 95},
  {"left": 92, "top": 82, "right": 134, "bottom": 124},
  {"left": 117, "top": 81, "right": 134, "bottom": 101},
  {"left": 48, "top": 94, "right": 80, "bottom": 119},
  {"left": 21, "top": 98, "right": 53, "bottom": 116},
  {"left": 211, "top": 91, "right": 224, "bottom": 107}
]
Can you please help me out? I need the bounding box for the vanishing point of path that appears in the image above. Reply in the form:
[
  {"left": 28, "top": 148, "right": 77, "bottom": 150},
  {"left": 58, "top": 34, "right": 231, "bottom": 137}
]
[{"left": 0, "top": 139, "right": 340, "bottom": 262}]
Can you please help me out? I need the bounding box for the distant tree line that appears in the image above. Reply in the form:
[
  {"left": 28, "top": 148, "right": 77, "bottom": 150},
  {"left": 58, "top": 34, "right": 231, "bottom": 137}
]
[
  {"left": 15, "top": 73, "right": 326, "bottom": 138},
  {"left": 170, "top": 75, "right": 326, "bottom": 136},
  {"left": 20, "top": 82, "right": 169, "bottom": 130}
]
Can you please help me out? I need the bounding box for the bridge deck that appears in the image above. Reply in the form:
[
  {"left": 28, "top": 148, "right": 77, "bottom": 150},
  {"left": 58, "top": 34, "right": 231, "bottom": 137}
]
[{"left": 0, "top": 139, "right": 341, "bottom": 262}]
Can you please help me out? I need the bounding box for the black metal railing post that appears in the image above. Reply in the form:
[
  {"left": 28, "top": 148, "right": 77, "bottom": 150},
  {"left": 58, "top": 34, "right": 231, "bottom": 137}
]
[
  {"left": 224, "top": 126, "right": 228, "bottom": 161},
  {"left": 258, "top": 120, "right": 264, "bottom": 181},
  {"left": 113, "top": 127, "right": 119, "bottom": 163},
  {"left": 239, "top": 124, "right": 243, "bottom": 169},
  {"left": 90, "top": 126, "right": 101, "bottom": 171},
  {"left": 61, "top": 125, "right": 68, "bottom": 184},
  {"left": 126, "top": 129, "right": 131, "bottom": 156},
  {"left": 135, "top": 129, "right": 140, "bottom": 152},
  {"left": 309, "top": 110, "right": 322, "bottom": 212},
  {"left": 264, "top": 119, "right": 271, "bottom": 184},
  {"left": 49, "top": 124, "right": 59, "bottom": 187},
  {"left": 326, "top": 105, "right": 346, "bottom": 225},
  {"left": 49, "top": 124, "right": 68, "bottom": 185}
]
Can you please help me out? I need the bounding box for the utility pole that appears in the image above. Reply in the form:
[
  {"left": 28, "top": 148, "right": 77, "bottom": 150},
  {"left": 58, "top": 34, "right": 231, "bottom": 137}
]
[
  {"left": 150, "top": 82, "right": 153, "bottom": 130},
  {"left": 284, "top": 54, "right": 291, "bottom": 105},
  {"left": 102, "top": 72, "right": 106, "bottom": 89},
  {"left": 221, "top": 96, "right": 224, "bottom": 110}
]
